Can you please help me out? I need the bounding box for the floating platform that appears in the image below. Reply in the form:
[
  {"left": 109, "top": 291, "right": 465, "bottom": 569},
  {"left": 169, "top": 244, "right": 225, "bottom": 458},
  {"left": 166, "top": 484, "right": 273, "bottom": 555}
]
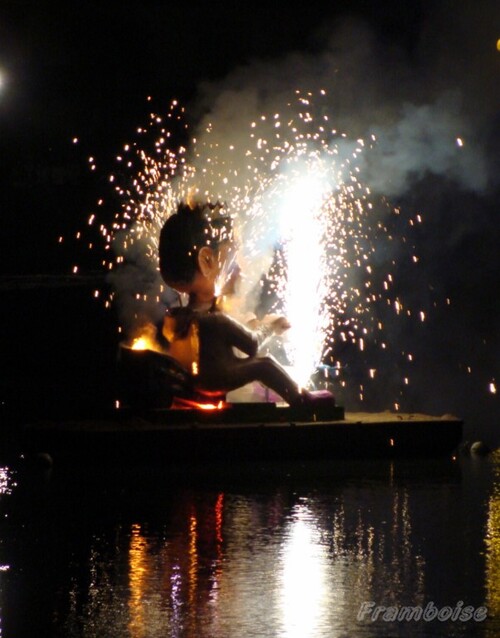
[{"left": 21, "top": 404, "right": 463, "bottom": 466}]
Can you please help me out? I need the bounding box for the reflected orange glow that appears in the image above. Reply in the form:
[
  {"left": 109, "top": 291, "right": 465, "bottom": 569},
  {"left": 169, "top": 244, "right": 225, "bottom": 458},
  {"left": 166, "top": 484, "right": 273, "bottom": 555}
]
[
  {"left": 128, "top": 523, "right": 149, "bottom": 638},
  {"left": 54, "top": 479, "right": 440, "bottom": 637},
  {"left": 215, "top": 493, "right": 224, "bottom": 545},
  {"left": 212, "top": 492, "right": 225, "bottom": 591},
  {"left": 124, "top": 498, "right": 227, "bottom": 638},
  {"left": 188, "top": 513, "right": 198, "bottom": 611},
  {"left": 486, "top": 456, "right": 500, "bottom": 617}
]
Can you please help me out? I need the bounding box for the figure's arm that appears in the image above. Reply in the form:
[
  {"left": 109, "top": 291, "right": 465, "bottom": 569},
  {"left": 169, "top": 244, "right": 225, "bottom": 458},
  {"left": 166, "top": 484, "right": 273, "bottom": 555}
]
[
  {"left": 216, "top": 313, "right": 260, "bottom": 356},
  {"left": 217, "top": 312, "right": 291, "bottom": 355},
  {"left": 245, "top": 314, "right": 291, "bottom": 349}
]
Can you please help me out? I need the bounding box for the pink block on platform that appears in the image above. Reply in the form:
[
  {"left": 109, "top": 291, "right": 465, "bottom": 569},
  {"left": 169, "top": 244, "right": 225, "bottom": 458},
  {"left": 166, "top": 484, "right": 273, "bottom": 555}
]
[{"left": 308, "top": 390, "right": 335, "bottom": 400}]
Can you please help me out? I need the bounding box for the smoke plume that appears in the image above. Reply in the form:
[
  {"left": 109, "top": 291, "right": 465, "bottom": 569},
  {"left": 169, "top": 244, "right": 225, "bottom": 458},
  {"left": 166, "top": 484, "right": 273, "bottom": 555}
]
[{"left": 186, "top": 0, "right": 499, "bottom": 440}]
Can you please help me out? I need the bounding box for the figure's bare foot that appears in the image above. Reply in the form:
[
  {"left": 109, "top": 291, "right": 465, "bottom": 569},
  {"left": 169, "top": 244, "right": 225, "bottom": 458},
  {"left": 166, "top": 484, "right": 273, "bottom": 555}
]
[{"left": 295, "top": 389, "right": 336, "bottom": 407}]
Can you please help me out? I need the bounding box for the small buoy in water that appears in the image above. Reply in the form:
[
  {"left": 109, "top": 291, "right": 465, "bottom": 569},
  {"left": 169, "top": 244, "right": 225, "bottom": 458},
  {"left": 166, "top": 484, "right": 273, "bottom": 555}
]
[{"left": 470, "top": 441, "right": 491, "bottom": 457}]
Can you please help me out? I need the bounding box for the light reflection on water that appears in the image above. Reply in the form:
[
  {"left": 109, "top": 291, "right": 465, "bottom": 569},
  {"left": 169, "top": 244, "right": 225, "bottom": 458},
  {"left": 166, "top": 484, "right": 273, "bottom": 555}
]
[
  {"left": 486, "top": 455, "right": 500, "bottom": 619},
  {"left": 0, "top": 467, "right": 16, "bottom": 497},
  {"left": 0, "top": 457, "right": 499, "bottom": 637},
  {"left": 0, "top": 466, "right": 15, "bottom": 638}
]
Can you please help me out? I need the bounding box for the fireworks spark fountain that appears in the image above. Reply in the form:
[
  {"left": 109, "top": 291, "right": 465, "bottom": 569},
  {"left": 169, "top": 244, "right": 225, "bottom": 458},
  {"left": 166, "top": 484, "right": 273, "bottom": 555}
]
[
  {"left": 275, "top": 169, "right": 331, "bottom": 387},
  {"left": 72, "top": 89, "right": 440, "bottom": 406}
]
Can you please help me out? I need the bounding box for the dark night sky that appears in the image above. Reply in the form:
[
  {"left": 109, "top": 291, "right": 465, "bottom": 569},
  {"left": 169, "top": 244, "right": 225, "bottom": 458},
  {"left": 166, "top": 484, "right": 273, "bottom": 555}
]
[
  {"left": 0, "top": 1, "right": 426, "bottom": 143},
  {"left": 0, "top": 0, "right": 498, "bottom": 441},
  {"left": 0, "top": 0, "right": 430, "bottom": 273}
]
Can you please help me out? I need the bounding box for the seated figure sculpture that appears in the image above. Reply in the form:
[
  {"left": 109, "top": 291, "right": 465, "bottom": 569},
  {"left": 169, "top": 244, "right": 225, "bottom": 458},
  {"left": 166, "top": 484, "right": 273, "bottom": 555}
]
[{"left": 158, "top": 201, "right": 311, "bottom": 406}]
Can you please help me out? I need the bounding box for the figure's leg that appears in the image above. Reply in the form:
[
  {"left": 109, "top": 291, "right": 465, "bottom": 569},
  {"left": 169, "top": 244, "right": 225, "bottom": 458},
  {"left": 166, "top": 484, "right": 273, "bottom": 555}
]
[
  {"left": 198, "top": 355, "right": 335, "bottom": 407},
  {"left": 224, "top": 356, "right": 302, "bottom": 404}
]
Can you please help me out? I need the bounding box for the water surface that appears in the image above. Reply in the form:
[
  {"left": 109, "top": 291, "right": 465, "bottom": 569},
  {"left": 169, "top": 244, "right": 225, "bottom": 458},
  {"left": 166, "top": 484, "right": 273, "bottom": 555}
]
[{"left": 0, "top": 452, "right": 498, "bottom": 637}]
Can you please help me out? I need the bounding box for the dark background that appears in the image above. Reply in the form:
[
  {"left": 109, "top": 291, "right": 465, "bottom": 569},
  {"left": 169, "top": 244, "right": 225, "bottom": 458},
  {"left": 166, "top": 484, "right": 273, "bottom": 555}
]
[
  {"left": 0, "top": 0, "right": 428, "bottom": 274},
  {"left": 0, "top": 1, "right": 498, "bottom": 445}
]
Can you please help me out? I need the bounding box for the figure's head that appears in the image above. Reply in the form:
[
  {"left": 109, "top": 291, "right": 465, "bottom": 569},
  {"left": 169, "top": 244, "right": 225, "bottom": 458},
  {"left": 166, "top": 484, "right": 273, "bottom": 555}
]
[{"left": 159, "top": 201, "right": 236, "bottom": 299}]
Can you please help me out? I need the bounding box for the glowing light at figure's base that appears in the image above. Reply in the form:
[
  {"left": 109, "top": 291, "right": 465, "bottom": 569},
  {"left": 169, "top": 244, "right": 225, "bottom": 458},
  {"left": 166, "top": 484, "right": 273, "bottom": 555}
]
[
  {"left": 172, "top": 397, "right": 226, "bottom": 410},
  {"left": 128, "top": 323, "right": 165, "bottom": 353},
  {"left": 131, "top": 337, "right": 149, "bottom": 351}
]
